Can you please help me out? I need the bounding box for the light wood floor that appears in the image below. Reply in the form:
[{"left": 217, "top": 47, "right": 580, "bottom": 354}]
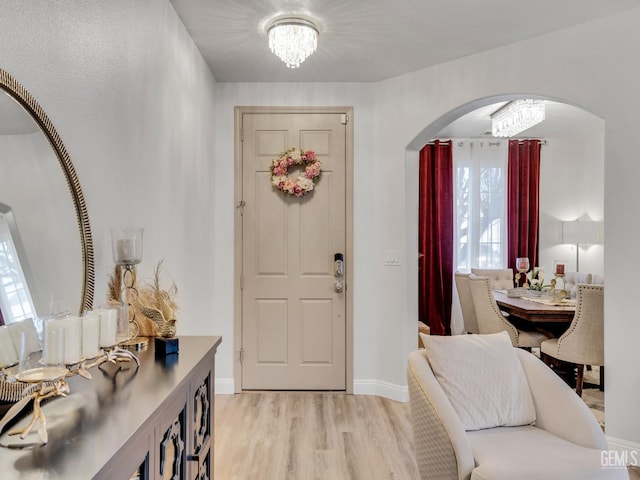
[
  {"left": 214, "top": 392, "right": 419, "bottom": 479},
  {"left": 214, "top": 391, "right": 640, "bottom": 480}
]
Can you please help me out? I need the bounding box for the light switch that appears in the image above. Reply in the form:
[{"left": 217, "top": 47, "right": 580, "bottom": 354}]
[{"left": 384, "top": 250, "right": 402, "bottom": 266}]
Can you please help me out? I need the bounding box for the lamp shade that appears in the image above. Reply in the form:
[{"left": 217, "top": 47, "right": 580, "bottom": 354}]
[{"left": 561, "top": 221, "right": 603, "bottom": 245}]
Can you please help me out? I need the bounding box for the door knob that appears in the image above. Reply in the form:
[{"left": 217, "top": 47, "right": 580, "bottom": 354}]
[{"left": 335, "top": 280, "right": 344, "bottom": 293}]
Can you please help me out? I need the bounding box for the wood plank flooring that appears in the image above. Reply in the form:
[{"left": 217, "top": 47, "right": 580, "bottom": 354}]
[
  {"left": 214, "top": 392, "right": 419, "bottom": 479},
  {"left": 214, "top": 391, "right": 640, "bottom": 480}
]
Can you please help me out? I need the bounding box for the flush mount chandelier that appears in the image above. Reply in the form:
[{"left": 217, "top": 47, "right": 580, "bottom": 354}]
[
  {"left": 267, "top": 17, "right": 319, "bottom": 68},
  {"left": 491, "top": 99, "right": 546, "bottom": 137}
]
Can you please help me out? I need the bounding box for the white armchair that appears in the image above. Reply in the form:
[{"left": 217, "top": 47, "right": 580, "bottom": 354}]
[{"left": 408, "top": 332, "right": 628, "bottom": 480}]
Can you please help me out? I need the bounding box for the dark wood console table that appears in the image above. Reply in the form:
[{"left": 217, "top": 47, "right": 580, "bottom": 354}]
[{"left": 0, "top": 335, "right": 222, "bottom": 479}]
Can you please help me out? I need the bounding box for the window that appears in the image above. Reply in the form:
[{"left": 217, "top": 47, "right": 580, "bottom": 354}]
[
  {"left": 454, "top": 140, "right": 507, "bottom": 271},
  {"left": 0, "top": 211, "right": 35, "bottom": 324}
]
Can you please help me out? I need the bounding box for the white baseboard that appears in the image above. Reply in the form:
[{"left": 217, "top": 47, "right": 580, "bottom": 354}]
[
  {"left": 353, "top": 379, "right": 409, "bottom": 403},
  {"left": 606, "top": 436, "right": 640, "bottom": 467},
  {"left": 215, "top": 377, "right": 409, "bottom": 402},
  {"left": 215, "top": 377, "right": 235, "bottom": 394}
]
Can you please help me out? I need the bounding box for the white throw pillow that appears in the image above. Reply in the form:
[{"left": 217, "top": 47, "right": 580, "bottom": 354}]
[{"left": 419, "top": 331, "right": 536, "bottom": 431}]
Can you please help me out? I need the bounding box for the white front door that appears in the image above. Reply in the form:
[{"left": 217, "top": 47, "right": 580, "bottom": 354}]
[{"left": 238, "top": 109, "right": 349, "bottom": 390}]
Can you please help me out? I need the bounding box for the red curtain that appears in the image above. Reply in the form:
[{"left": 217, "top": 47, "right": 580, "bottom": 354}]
[
  {"left": 507, "top": 139, "right": 541, "bottom": 276},
  {"left": 418, "top": 141, "right": 453, "bottom": 336}
]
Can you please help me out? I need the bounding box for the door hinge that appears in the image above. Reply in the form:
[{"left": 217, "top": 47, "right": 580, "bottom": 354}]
[
  {"left": 236, "top": 200, "right": 246, "bottom": 216},
  {"left": 240, "top": 275, "right": 244, "bottom": 289},
  {"left": 239, "top": 348, "right": 244, "bottom": 364},
  {"left": 241, "top": 128, "right": 244, "bottom": 142},
  {"left": 341, "top": 114, "right": 348, "bottom": 125}
]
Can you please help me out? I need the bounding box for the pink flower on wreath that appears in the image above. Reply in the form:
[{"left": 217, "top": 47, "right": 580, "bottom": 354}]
[{"left": 305, "top": 162, "right": 320, "bottom": 179}]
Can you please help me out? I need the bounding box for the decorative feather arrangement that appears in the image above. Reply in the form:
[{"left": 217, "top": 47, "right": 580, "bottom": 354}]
[
  {"left": 134, "top": 260, "right": 179, "bottom": 338},
  {"left": 107, "top": 261, "right": 178, "bottom": 338}
]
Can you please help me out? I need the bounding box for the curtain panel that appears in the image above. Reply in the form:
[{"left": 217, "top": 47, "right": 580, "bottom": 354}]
[
  {"left": 418, "top": 140, "right": 453, "bottom": 336},
  {"left": 507, "top": 139, "right": 541, "bottom": 279}
]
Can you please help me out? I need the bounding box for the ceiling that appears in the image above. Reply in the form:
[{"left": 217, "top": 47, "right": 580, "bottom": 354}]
[
  {"left": 167, "top": 0, "right": 630, "bottom": 138},
  {"left": 169, "top": 0, "right": 638, "bottom": 83}
]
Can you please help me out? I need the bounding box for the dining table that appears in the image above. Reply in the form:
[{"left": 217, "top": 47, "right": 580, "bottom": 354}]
[{"left": 493, "top": 289, "right": 576, "bottom": 324}]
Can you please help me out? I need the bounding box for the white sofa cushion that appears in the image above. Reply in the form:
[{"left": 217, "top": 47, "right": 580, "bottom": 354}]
[
  {"left": 419, "top": 331, "right": 536, "bottom": 431},
  {"left": 468, "top": 425, "right": 629, "bottom": 480}
]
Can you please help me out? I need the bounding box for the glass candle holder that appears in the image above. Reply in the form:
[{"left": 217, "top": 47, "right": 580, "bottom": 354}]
[
  {"left": 43, "top": 318, "right": 64, "bottom": 365},
  {"left": 516, "top": 257, "right": 530, "bottom": 272},
  {"left": 7, "top": 318, "right": 41, "bottom": 359},
  {"left": 553, "top": 260, "right": 566, "bottom": 276},
  {"left": 116, "top": 303, "right": 132, "bottom": 344},
  {"left": 82, "top": 312, "right": 102, "bottom": 359},
  {"left": 35, "top": 317, "right": 68, "bottom": 381},
  {"left": 0, "top": 324, "right": 19, "bottom": 368},
  {"left": 95, "top": 306, "right": 119, "bottom": 348},
  {"left": 111, "top": 227, "right": 144, "bottom": 266}
]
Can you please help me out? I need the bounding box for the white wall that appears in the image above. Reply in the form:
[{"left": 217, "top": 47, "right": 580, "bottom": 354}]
[
  {"left": 0, "top": 1, "right": 218, "bottom": 339},
  {"left": 539, "top": 130, "right": 605, "bottom": 277},
  {"left": 1, "top": 0, "right": 639, "bottom": 448},
  {"left": 375, "top": 10, "right": 639, "bottom": 444}
]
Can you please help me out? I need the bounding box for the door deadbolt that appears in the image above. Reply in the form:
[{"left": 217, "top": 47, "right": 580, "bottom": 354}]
[{"left": 335, "top": 253, "right": 344, "bottom": 278}]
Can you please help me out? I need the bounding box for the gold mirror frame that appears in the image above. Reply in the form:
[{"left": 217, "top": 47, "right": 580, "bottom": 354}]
[{"left": 0, "top": 68, "right": 94, "bottom": 313}]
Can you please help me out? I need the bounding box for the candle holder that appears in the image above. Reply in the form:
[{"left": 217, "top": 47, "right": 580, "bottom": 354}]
[
  {"left": 550, "top": 260, "right": 568, "bottom": 300},
  {"left": 110, "top": 227, "right": 148, "bottom": 350},
  {"left": 0, "top": 313, "right": 140, "bottom": 445},
  {"left": 515, "top": 257, "right": 530, "bottom": 287}
]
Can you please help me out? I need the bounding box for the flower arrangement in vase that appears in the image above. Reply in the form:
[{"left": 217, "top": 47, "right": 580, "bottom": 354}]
[{"left": 526, "top": 267, "right": 547, "bottom": 296}]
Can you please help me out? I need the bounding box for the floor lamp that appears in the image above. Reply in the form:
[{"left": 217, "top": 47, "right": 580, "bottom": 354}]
[{"left": 561, "top": 221, "right": 603, "bottom": 272}]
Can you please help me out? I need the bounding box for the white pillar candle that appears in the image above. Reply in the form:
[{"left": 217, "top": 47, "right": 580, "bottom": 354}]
[
  {"left": 0, "top": 325, "right": 18, "bottom": 368},
  {"left": 116, "top": 238, "right": 134, "bottom": 264},
  {"left": 43, "top": 320, "right": 65, "bottom": 367},
  {"left": 7, "top": 318, "right": 41, "bottom": 356},
  {"left": 60, "top": 316, "right": 82, "bottom": 365},
  {"left": 82, "top": 312, "right": 101, "bottom": 358},
  {"left": 96, "top": 307, "right": 118, "bottom": 347}
]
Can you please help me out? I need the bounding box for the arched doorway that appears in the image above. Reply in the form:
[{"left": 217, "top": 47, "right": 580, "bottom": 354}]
[{"left": 405, "top": 94, "right": 604, "bottom": 332}]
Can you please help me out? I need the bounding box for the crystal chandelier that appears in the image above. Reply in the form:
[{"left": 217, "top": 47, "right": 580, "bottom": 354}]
[
  {"left": 491, "top": 99, "right": 546, "bottom": 137},
  {"left": 267, "top": 17, "right": 318, "bottom": 68}
]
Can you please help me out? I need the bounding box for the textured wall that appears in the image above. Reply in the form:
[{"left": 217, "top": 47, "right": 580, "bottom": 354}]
[{"left": 0, "top": 1, "right": 217, "bottom": 341}]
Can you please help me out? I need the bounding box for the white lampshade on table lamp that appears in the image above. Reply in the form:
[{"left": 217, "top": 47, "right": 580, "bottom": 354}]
[{"left": 561, "top": 221, "right": 603, "bottom": 272}]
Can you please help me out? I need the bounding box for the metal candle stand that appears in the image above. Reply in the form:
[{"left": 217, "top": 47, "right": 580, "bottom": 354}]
[{"left": 0, "top": 345, "right": 139, "bottom": 444}]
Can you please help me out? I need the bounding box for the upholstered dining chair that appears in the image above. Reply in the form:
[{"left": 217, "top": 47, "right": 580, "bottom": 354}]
[
  {"left": 471, "top": 268, "right": 514, "bottom": 290},
  {"left": 468, "top": 274, "right": 550, "bottom": 348},
  {"left": 541, "top": 284, "right": 604, "bottom": 397},
  {"left": 455, "top": 272, "right": 479, "bottom": 334}
]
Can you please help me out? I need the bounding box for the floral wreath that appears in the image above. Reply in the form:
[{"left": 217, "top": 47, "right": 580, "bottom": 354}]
[{"left": 270, "top": 147, "right": 321, "bottom": 197}]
